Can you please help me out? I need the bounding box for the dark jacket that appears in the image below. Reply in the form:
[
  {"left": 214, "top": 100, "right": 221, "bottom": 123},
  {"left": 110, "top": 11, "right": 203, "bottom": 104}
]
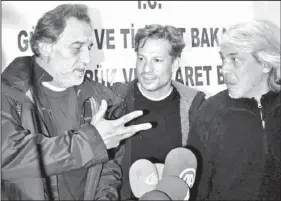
[
  {"left": 188, "top": 89, "right": 281, "bottom": 200},
  {"left": 1, "top": 56, "right": 125, "bottom": 200},
  {"left": 111, "top": 79, "right": 206, "bottom": 200}
]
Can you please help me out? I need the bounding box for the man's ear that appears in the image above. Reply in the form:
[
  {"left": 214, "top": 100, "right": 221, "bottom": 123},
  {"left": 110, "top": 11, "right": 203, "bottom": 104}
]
[
  {"left": 172, "top": 57, "right": 180, "bottom": 73},
  {"left": 262, "top": 63, "right": 272, "bottom": 73},
  {"left": 38, "top": 42, "right": 53, "bottom": 56}
]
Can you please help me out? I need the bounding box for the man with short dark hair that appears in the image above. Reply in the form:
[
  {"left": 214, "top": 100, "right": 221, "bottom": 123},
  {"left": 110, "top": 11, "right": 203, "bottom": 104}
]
[
  {"left": 111, "top": 24, "right": 206, "bottom": 200},
  {"left": 1, "top": 4, "right": 151, "bottom": 200}
]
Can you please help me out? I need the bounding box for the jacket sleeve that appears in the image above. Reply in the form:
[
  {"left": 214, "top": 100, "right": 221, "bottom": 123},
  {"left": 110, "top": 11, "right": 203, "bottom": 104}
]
[
  {"left": 1, "top": 95, "right": 109, "bottom": 181},
  {"left": 93, "top": 87, "right": 127, "bottom": 200},
  {"left": 187, "top": 108, "right": 214, "bottom": 200},
  {"left": 94, "top": 146, "right": 125, "bottom": 200}
]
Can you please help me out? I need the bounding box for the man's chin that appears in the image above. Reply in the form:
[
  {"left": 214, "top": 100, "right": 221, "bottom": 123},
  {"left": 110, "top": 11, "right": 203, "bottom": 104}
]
[
  {"left": 65, "top": 77, "right": 85, "bottom": 87},
  {"left": 74, "top": 77, "right": 85, "bottom": 85},
  {"left": 141, "top": 84, "right": 158, "bottom": 92},
  {"left": 228, "top": 90, "right": 243, "bottom": 99}
]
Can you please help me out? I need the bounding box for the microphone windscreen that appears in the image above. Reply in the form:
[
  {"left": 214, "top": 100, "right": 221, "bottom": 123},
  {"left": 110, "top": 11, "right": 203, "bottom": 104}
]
[
  {"left": 129, "top": 159, "right": 158, "bottom": 198},
  {"left": 154, "top": 163, "right": 164, "bottom": 180},
  {"left": 139, "top": 190, "right": 171, "bottom": 200},
  {"left": 163, "top": 147, "right": 197, "bottom": 187},
  {"left": 155, "top": 175, "right": 190, "bottom": 200}
]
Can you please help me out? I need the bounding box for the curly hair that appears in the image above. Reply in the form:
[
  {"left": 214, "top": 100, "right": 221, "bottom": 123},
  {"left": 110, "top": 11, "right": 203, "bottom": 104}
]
[
  {"left": 134, "top": 24, "right": 185, "bottom": 58},
  {"left": 30, "top": 4, "right": 91, "bottom": 56},
  {"left": 220, "top": 20, "right": 280, "bottom": 92}
]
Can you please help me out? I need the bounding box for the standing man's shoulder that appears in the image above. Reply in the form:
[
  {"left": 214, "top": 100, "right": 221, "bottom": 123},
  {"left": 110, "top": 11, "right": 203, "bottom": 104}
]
[
  {"left": 194, "top": 89, "right": 230, "bottom": 122},
  {"left": 5, "top": 56, "right": 33, "bottom": 68},
  {"left": 200, "top": 90, "right": 229, "bottom": 110},
  {"left": 2, "top": 56, "right": 33, "bottom": 81},
  {"left": 172, "top": 81, "right": 205, "bottom": 101},
  {"left": 172, "top": 81, "right": 206, "bottom": 116},
  {"left": 188, "top": 90, "right": 229, "bottom": 148}
]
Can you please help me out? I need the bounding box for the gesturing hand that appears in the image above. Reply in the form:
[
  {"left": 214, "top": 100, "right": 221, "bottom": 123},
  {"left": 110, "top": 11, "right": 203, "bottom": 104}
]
[{"left": 90, "top": 98, "right": 152, "bottom": 149}]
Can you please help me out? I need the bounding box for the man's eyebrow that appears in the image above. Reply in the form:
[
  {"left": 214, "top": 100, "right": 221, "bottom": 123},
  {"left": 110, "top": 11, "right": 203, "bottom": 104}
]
[
  {"left": 228, "top": 53, "right": 238, "bottom": 56},
  {"left": 70, "top": 41, "right": 84, "bottom": 45},
  {"left": 219, "top": 52, "right": 238, "bottom": 56},
  {"left": 70, "top": 41, "right": 94, "bottom": 46}
]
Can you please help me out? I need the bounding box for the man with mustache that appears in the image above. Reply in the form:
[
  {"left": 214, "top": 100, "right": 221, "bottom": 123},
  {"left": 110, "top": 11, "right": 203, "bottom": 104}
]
[
  {"left": 187, "top": 20, "right": 281, "bottom": 200},
  {"left": 110, "top": 24, "right": 206, "bottom": 200},
  {"left": 1, "top": 4, "right": 152, "bottom": 200}
]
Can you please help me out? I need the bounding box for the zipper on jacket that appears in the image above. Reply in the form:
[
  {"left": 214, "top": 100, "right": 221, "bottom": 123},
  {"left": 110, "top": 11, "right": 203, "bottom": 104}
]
[
  {"left": 46, "top": 109, "right": 59, "bottom": 136},
  {"left": 257, "top": 101, "right": 268, "bottom": 154}
]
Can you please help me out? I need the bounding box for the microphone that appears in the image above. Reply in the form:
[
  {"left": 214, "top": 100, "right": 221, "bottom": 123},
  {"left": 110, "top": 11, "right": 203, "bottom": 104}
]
[
  {"left": 139, "top": 175, "right": 190, "bottom": 200},
  {"left": 154, "top": 163, "right": 164, "bottom": 181},
  {"left": 163, "top": 147, "right": 197, "bottom": 188},
  {"left": 129, "top": 159, "right": 159, "bottom": 198},
  {"left": 139, "top": 190, "right": 171, "bottom": 200}
]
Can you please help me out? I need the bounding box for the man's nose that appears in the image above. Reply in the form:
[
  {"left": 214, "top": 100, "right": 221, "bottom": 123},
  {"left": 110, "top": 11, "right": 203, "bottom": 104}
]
[
  {"left": 80, "top": 49, "right": 91, "bottom": 64},
  {"left": 143, "top": 61, "right": 153, "bottom": 73},
  {"left": 221, "top": 63, "right": 233, "bottom": 75}
]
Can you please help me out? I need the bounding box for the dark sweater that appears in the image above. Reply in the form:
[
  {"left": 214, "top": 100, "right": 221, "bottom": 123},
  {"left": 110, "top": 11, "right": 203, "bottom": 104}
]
[
  {"left": 131, "top": 85, "right": 182, "bottom": 164},
  {"left": 39, "top": 85, "right": 87, "bottom": 200},
  {"left": 121, "top": 85, "right": 182, "bottom": 200},
  {"left": 117, "top": 80, "right": 206, "bottom": 200},
  {"left": 187, "top": 89, "right": 281, "bottom": 200}
]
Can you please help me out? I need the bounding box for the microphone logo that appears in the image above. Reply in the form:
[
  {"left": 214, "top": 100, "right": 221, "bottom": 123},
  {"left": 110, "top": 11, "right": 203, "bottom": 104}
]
[
  {"left": 144, "top": 171, "right": 158, "bottom": 185},
  {"left": 179, "top": 168, "right": 196, "bottom": 188}
]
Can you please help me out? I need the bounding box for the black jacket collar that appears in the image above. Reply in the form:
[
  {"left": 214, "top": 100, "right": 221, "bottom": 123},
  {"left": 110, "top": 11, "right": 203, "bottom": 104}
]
[
  {"left": 1, "top": 56, "right": 53, "bottom": 93},
  {"left": 226, "top": 89, "right": 281, "bottom": 109}
]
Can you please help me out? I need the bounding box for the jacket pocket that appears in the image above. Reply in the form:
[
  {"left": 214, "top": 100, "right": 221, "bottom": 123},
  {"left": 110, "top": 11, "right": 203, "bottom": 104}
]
[{"left": 2, "top": 178, "right": 44, "bottom": 200}]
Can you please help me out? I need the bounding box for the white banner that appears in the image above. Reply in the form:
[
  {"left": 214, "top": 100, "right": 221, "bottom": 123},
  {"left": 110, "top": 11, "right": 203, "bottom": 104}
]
[{"left": 2, "top": 1, "right": 280, "bottom": 97}]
